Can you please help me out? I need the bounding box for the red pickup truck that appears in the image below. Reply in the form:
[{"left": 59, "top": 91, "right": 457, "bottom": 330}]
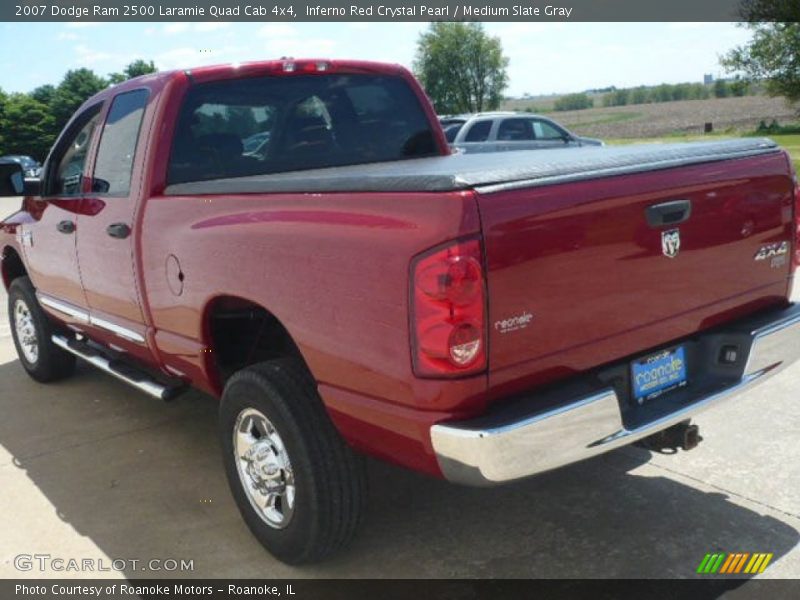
[{"left": 1, "top": 59, "right": 799, "bottom": 564}]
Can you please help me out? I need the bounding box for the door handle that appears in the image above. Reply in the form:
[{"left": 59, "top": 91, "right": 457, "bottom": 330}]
[
  {"left": 56, "top": 220, "right": 76, "bottom": 234},
  {"left": 106, "top": 222, "right": 131, "bottom": 239},
  {"left": 646, "top": 200, "right": 692, "bottom": 228}
]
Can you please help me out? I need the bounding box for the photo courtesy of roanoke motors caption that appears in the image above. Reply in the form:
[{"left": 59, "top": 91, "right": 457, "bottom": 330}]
[{"left": 0, "top": 0, "right": 799, "bottom": 596}]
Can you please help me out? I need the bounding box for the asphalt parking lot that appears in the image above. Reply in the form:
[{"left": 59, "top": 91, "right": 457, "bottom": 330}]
[{"left": 0, "top": 197, "right": 798, "bottom": 581}]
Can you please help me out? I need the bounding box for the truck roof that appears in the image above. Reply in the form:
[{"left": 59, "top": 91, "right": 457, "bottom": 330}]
[{"left": 86, "top": 58, "right": 408, "bottom": 102}]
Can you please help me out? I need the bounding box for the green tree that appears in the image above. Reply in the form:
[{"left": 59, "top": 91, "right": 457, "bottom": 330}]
[
  {"left": 603, "top": 88, "right": 630, "bottom": 107},
  {"left": 108, "top": 59, "right": 158, "bottom": 85},
  {"left": 1, "top": 94, "right": 56, "bottom": 161},
  {"left": 413, "top": 22, "right": 509, "bottom": 114},
  {"left": 713, "top": 79, "right": 730, "bottom": 98},
  {"left": 0, "top": 88, "right": 7, "bottom": 152},
  {"left": 553, "top": 93, "right": 593, "bottom": 111},
  {"left": 30, "top": 84, "right": 56, "bottom": 106},
  {"left": 51, "top": 68, "right": 108, "bottom": 131},
  {"left": 630, "top": 86, "right": 649, "bottom": 104},
  {"left": 721, "top": 0, "right": 800, "bottom": 105},
  {"left": 730, "top": 75, "right": 750, "bottom": 97}
]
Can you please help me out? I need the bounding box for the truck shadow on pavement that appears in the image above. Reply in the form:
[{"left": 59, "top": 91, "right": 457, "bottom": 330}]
[{"left": 0, "top": 357, "right": 797, "bottom": 581}]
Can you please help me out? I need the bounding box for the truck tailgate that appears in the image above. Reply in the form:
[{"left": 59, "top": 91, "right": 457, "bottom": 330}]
[{"left": 478, "top": 151, "right": 795, "bottom": 397}]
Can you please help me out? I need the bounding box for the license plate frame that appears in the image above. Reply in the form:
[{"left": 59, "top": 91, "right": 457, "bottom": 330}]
[{"left": 631, "top": 345, "right": 688, "bottom": 402}]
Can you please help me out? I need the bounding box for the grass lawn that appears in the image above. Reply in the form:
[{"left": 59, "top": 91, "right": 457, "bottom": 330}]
[{"left": 607, "top": 133, "right": 800, "bottom": 172}]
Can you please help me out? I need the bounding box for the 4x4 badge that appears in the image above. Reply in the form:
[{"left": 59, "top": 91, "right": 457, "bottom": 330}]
[
  {"left": 662, "top": 229, "right": 680, "bottom": 258},
  {"left": 754, "top": 241, "right": 789, "bottom": 261}
]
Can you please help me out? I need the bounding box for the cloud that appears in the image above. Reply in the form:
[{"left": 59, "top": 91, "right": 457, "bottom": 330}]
[
  {"left": 74, "top": 44, "right": 116, "bottom": 66},
  {"left": 57, "top": 31, "right": 80, "bottom": 41},
  {"left": 163, "top": 22, "right": 233, "bottom": 35},
  {"left": 257, "top": 23, "right": 297, "bottom": 38},
  {"left": 194, "top": 22, "right": 231, "bottom": 33},
  {"left": 263, "top": 38, "right": 337, "bottom": 59},
  {"left": 154, "top": 47, "right": 201, "bottom": 69},
  {"left": 164, "top": 23, "right": 190, "bottom": 35},
  {"left": 65, "top": 22, "right": 101, "bottom": 29},
  {"left": 154, "top": 45, "right": 242, "bottom": 70},
  {"left": 666, "top": 22, "right": 711, "bottom": 30}
]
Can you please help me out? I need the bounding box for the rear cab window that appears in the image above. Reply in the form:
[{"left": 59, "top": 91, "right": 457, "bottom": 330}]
[{"left": 167, "top": 73, "right": 438, "bottom": 185}]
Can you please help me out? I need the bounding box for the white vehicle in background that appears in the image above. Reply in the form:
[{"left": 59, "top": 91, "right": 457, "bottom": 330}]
[
  {"left": 441, "top": 112, "right": 604, "bottom": 153},
  {"left": 0, "top": 155, "right": 42, "bottom": 178}
]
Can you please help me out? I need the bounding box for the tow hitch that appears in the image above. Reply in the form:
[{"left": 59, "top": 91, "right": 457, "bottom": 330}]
[{"left": 637, "top": 421, "right": 702, "bottom": 454}]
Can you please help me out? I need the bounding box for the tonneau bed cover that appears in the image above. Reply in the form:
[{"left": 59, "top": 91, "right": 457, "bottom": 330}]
[{"left": 165, "top": 138, "right": 780, "bottom": 195}]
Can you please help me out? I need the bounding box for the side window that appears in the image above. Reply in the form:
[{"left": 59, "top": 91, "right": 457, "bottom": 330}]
[
  {"left": 444, "top": 123, "right": 463, "bottom": 143},
  {"left": 92, "top": 89, "right": 149, "bottom": 195},
  {"left": 532, "top": 119, "right": 567, "bottom": 141},
  {"left": 497, "top": 118, "right": 534, "bottom": 141},
  {"left": 464, "top": 121, "right": 491, "bottom": 142},
  {"left": 48, "top": 105, "right": 102, "bottom": 197}
]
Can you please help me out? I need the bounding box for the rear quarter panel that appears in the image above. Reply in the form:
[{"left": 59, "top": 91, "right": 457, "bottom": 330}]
[{"left": 141, "top": 190, "right": 487, "bottom": 416}]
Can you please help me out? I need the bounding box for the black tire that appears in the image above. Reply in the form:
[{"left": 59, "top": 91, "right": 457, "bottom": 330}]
[
  {"left": 219, "top": 359, "right": 367, "bottom": 564},
  {"left": 8, "top": 276, "right": 76, "bottom": 383}
]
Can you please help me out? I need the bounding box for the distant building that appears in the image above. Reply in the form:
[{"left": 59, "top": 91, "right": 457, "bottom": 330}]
[{"left": 703, "top": 73, "right": 714, "bottom": 85}]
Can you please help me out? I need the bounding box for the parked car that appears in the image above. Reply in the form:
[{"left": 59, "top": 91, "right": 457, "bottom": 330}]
[
  {"left": 0, "top": 155, "right": 41, "bottom": 178},
  {"left": 1, "top": 59, "right": 798, "bottom": 566},
  {"left": 440, "top": 111, "right": 603, "bottom": 152}
]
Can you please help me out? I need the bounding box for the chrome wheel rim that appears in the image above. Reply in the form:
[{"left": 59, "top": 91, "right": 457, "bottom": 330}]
[
  {"left": 14, "top": 298, "right": 38, "bottom": 364},
  {"left": 233, "top": 408, "right": 296, "bottom": 529}
]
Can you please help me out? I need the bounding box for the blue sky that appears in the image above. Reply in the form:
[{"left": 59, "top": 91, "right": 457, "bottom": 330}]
[{"left": 0, "top": 22, "right": 752, "bottom": 97}]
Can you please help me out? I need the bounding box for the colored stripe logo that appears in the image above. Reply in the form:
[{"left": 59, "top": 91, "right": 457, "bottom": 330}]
[{"left": 696, "top": 552, "right": 773, "bottom": 574}]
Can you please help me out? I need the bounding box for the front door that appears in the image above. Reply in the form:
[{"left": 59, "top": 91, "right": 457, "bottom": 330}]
[
  {"left": 76, "top": 89, "right": 151, "bottom": 358},
  {"left": 25, "top": 103, "right": 103, "bottom": 319}
]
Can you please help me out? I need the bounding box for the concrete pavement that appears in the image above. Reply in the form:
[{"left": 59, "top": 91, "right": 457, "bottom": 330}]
[{"left": 0, "top": 194, "right": 798, "bottom": 580}]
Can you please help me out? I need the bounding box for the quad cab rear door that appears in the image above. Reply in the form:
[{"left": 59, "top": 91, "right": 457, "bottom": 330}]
[{"left": 75, "top": 88, "right": 152, "bottom": 362}]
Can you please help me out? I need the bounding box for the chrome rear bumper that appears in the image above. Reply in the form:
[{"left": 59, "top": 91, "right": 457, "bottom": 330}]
[{"left": 431, "top": 303, "right": 800, "bottom": 486}]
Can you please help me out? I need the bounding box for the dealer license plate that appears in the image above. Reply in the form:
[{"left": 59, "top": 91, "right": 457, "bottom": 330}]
[{"left": 631, "top": 345, "right": 687, "bottom": 402}]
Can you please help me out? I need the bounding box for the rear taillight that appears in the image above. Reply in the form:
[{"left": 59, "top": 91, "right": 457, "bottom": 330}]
[
  {"left": 785, "top": 151, "right": 800, "bottom": 269},
  {"left": 790, "top": 155, "right": 799, "bottom": 301},
  {"left": 794, "top": 179, "right": 800, "bottom": 268},
  {"left": 411, "top": 238, "right": 487, "bottom": 377}
]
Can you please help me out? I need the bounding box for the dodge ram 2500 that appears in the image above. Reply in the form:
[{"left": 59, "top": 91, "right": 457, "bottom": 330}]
[{"left": 1, "top": 59, "right": 799, "bottom": 564}]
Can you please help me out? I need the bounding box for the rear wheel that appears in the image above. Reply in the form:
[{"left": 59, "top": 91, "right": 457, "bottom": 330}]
[
  {"left": 219, "top": 359, "right": 367, "bottom": 564},
  {"left": 8, "top": 277, "right": 76, "bottom": 382}
]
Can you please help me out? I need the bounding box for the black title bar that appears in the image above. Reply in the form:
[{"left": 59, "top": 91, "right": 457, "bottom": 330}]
[
  {"left": 6, "top": 579, "right": 800, "bottom": 600},
  {"left": 4, "top": 0, "right": 752, "bottom": 22}
]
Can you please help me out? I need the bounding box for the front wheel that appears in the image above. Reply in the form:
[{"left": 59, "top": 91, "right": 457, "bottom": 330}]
[
  {"left": 8, "top": 277, "right": 76, "bottom": 382},
  {"left": 219, "top": 359, "right": 367, "bottom": 564}
]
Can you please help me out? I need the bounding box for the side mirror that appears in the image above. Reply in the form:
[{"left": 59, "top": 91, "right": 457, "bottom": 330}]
[{"left": 0, "top": 160, "right": 25, "bottom": 196}]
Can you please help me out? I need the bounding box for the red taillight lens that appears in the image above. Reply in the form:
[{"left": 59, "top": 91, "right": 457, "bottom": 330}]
[
  {"left": 411, "top": 238, "right": 487, "bottom": 377},
  {"left": 794, "top": 180, "right": 800, "bottom": 268}
]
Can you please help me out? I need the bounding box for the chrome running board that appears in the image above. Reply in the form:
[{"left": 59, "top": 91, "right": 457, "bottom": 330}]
[{"left": 52, "top": 335, "right": 185, "bottom": 401}]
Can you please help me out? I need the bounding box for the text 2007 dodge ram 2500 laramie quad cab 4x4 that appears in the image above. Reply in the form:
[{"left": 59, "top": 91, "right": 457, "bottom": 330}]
[{"left": 1, "top": 59, "right": 799, "bottom": 564}]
